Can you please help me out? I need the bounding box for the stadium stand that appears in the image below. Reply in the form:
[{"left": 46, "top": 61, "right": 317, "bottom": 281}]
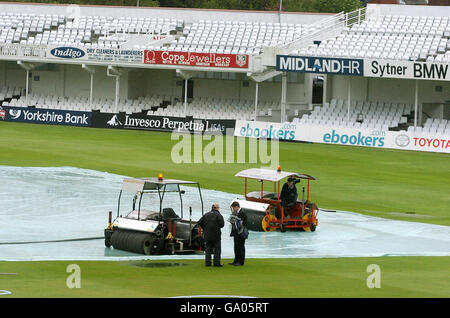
[
  {"left": 0, "top": 11, "right": 318, "bottom": 54},
  {"left": 168, "top": 20, "right": 313, "bottom": 55},
  {"left": 0, "top": 12, "right": 180, "bottom": 48},
  {"left": 420, "top": 117, "right": 450, "bottom": 135},
  {"left": 0, "top": 2, "right": 448, "bottom": 135},
  {"left": 0, "top": 86, "right": 22, "bottom": 103},
  {"left": 4, "top": 93, "right": 171, "bottom": 114},
  {"left": 293, "top": 98, "right": 414, "bottom": 131},
  {"left": 298, "top": 14, "right": 450, "bottom": 62},
  {"left": 160, "top": 97, "right": 258, "bottom": 120}
]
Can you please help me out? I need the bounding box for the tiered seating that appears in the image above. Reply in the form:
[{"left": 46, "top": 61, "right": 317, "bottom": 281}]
[
  {"left": 151, "top": 97, "right": 257, "bottom": 120},
  {"left": 165, "top": 20, "right": 312, "bottom": 55},
  {"left": 4, "top": 93, "right": 171, "bottom": 114},
  {"left": 414, "top": 118, "right": 450, "bottom": 136},
  {"left": 0, "top": 10, "right": 320, "bottom": 55},
  {"left": 0, "top": 12, "right": 181, "bottom": 48},
  {"left": 299, "top": 14, "right": 450, "bottom": 62},
  {"left": 0, "top": 86, "right": 22, "bottom": 103},
  {"left": 293, "top": 99, "right": 413, "bottom": 130},
  {"left": 4, "top": 92, "right": 284, "bottom": 120}
]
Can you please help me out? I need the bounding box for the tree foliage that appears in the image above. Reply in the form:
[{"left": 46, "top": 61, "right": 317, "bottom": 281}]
[{"left": 6, "top": 0, "right": 363, "bottom": 12}]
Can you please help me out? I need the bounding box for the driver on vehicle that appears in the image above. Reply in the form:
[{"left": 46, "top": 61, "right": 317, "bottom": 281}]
[{"left": 280, "top": 177, "right": 300, "bottom": 218}]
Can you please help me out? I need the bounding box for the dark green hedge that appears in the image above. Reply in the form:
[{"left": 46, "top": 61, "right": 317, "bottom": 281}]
[{"left": 4, "top": 0, "right": 363, "bottom": 13}]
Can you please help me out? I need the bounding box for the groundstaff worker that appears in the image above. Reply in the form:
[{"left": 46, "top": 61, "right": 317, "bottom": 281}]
[
  {"left": 280, "top": 177, "right": 299, "bottom": 218},
  {"left": 228, "top": 201, "right": 248, "bottom": 266},
  {"left": 197, "top": 203, "right": 225, "bottom": 267}
]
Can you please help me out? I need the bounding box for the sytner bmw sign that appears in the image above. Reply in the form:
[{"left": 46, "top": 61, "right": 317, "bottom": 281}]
[
  {"left": 276, "top": 55, "right": 364, "bottom": 76},
  {"left": 276, "top": 54, "right": 450, "bottom": 81},
  {"left": 365, "top": 59, "right": 450, "bottom": 81}
]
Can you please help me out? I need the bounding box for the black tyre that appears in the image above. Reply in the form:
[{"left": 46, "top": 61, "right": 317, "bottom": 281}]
[{"left": 280, "top": 223, "right": 287, "bottom": 232}]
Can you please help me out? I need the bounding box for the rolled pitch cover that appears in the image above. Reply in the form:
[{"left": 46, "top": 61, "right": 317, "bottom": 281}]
[
  {"left": 111, "top": 230, "right": 155, "bottom": 255},
  {"left": 241, "top": 208, "right": 266, "bottom": 232}
]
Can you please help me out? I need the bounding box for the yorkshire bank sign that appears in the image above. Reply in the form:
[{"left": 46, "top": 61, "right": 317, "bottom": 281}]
[{"left": 144, "top": 50, "right": 249, "bottom": 68}]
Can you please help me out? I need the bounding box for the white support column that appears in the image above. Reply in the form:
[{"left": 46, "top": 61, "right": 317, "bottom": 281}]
[
  {"left": 25, "top": 70, "right": 29, "bottom": 106},
  {"left": 347, "top": 76, "right": 351, "bottom": 122},
  {"left": 89, "top": 73, "right": 94, "bottom": 109},
  {"left": 254, "top": 82, "right": 259, "bottom": 121},
  {"left": 17, "top": 61, "right": 36, "bottom": 106},
  {"left": 281, "top": 72, "right": 287, "bottom": 123},
  {"left": 115, "top": 75, "right": 120, "bottom": 112},
  {"left": 82, "top": 64, "right": 95, "bottom": 110},
  {"left": 414, "top": 79, "right": 419, "bottom": 128},
  {"left": 184, "top": 79, "right": 188, "bottom": 117}
]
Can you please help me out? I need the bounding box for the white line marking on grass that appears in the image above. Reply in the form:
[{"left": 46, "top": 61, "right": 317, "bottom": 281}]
[
  {"left": 0, "top": 290, "right": 12, "bottom": 296},
  {"left": 168, "top": 295, "right": 257, "bottom": 298}
]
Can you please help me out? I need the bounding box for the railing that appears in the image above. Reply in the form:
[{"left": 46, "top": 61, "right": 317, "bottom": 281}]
[
  {"left": 0, "top": 44, "right": 48, "bottom": 59},
  {"left": 344, "top": 7, "right": 367, "bottom": 29},
  {"left": 280, "top": 11, "right": 346, "bottom": 55},
  {"left": 279, "top": 6, "right": 369, "bottom": 56}
]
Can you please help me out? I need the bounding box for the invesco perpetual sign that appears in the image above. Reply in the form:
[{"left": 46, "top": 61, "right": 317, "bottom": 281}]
[
  {"left": 276, "top": 55, "right": 363, "bottom": 76},
  {"left": 50, "top": 47, "right": 85, "bottom": 59}
]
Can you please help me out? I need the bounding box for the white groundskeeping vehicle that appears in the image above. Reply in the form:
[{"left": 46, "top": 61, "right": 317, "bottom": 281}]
[{"left": 104, "top": 175, "right": 205, "bottom": 255}]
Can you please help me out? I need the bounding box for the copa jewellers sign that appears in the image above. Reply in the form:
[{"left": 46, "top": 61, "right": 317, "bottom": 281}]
[
  {"left": 276, "top": 55, "right": 364, "bottom": 76},
  {"left": 365, "top": 59, "right": 450, "bottom": 81},
  {"left": 144, "top": 50, "right": 249, "bottom": 68},
  {"left": 234, "top": 120, "right": 449, "bottom": 154}
]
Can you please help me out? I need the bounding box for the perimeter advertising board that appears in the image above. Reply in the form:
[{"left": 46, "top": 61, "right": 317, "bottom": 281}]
[
  {"left": 234, "top": 120, "right": 449, "bottom": 154},
  {"left": 46, "top": 46, "right": 144, "bottom": 63},
  {"left": 276, "top": 55, "right": 364, "bottom": 76},
  {"left": 1, "top": 106, "right": 91, "bottom": 127},
  {"left": 144, "top": 50, "right": 249, "bottom": 68},
  {"left": 365, "top": 59, "right": 450, "bottom": 81},
  {"left": 91, "top": 111, "right": 235, "bottom": 134}
]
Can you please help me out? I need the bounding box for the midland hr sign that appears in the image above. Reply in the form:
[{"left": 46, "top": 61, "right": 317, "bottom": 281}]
[
  {"left": 276, "top": 55, "right": 364, "bottom": 76},
  {"left": 276, "top": 54, "right": 449, "bottom": 81}
]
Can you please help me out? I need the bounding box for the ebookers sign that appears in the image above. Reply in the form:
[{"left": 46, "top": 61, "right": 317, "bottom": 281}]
[
  {"left": 144, "top": 50, "right": 249, "bottom": 68},
  {"left": 2, "top": 106, "right": 91, "bottom": 127},
  {"left": 234, "top": 120, "right": 449, "bottom": 153},
  {"left": 92, "top": 112, "right": 235, "bottom": 134},
  {"left": 236, "top": 120, "right": 297, "bottom": 141}
]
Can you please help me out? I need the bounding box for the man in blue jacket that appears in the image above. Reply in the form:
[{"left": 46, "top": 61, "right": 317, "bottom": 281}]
[{"left": 197, "top": 203, "right": 225, "bottom": 267}]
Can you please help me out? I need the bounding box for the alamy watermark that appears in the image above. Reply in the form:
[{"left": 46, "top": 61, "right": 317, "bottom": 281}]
[
  {"left": 66, "top": 264, "right": 81, "bottom": 289},
  {"left": 170, "top": 128, "right": 279, "bottom": 168},
  {"left": 366, "top": 264, "right": 381, "bottom": 289}
]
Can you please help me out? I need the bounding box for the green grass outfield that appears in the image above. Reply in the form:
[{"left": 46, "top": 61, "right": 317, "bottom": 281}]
[
  {"left": 0, "top": 121, "right": 449, "bottom": 225},
  {"left": 0, "top": 122, "right": 449, "bottom": 298},
  {"left": 1, "top": 257, "right": 449, "bottom": 298}
]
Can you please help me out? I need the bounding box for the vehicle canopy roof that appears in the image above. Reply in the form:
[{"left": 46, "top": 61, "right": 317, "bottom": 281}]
[
  {"left": 121, "top": 177, "right": 199, "bottom": 193},
  {"left": 235, "top": 168, "right": 317, "bottom": 182}
]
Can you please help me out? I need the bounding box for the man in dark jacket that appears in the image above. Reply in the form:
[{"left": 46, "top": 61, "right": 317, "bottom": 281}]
[
  {"left": 197, "top": 203, "right": 225, "bottom": 267},
  {"left": 228, "top": 201, "right": 248, "bottom": 266},
  {"left": 280, "top": 177, "right": 299, "bottom": 218}
]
